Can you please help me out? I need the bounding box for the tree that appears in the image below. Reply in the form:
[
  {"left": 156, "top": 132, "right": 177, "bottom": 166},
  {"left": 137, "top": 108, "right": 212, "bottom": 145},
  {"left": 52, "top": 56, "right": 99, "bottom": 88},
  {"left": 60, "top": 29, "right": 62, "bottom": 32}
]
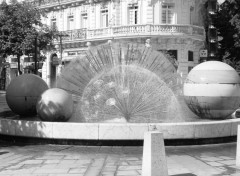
[
  {"left": 0, "top": 0, "right": 57, "bottom": 75},
  {"left": 214, "top": 0, "right": 240, "bottom": 70}
]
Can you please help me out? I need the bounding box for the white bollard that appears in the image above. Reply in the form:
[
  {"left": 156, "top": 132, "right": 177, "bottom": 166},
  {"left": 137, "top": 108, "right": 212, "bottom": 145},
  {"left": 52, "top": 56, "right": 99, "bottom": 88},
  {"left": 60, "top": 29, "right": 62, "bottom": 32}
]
[
  {"left": 142, "top": 131, "right": 168, "bottom": 176},
  {"left": 236, "top": 125, "right": 240, "bottom": 166}
]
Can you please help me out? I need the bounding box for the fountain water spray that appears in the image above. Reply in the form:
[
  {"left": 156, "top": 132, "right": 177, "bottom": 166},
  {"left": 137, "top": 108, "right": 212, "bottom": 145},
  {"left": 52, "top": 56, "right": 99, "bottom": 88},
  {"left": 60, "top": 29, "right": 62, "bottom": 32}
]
[{"left": 57, "top": 42, "right": 183, "bottom": 122}]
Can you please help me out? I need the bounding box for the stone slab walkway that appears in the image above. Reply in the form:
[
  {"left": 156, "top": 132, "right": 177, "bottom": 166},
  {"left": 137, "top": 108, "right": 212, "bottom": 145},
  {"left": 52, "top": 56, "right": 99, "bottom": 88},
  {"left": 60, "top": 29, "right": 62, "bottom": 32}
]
[{"left": 0, "top": 142, "right": 239, "bottom": 176}]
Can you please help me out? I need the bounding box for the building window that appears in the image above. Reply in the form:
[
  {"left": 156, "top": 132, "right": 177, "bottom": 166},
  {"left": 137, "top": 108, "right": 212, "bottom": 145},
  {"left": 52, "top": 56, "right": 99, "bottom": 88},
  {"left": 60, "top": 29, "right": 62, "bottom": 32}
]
[
  {"left": 51, "top": 18, "right": 57, "bottom": 28},
  {"left": 100, "top": 8, "right": 108, "bottom": 28},
  {"left": 158, "top": 50, "right": 178, "bottom": 60},
  {"left": 190, "top": 6, "right": 194, "bottom": 25},
  {"left": 81, "top": 13, "right": 88, "bottom": 28},
  {"left": 188, "top": 51, "right": 194, "bottom": 61},
  {"left": 128, "top": 3, "right": 138, "bottom": 25},
  {"left": 168, "top": 50, "right": 178, "bottom": 60},
  {"left": 68, "top": 52, "right": 77, "bottom": 56},
  {"left": 67, "top": 15, "right": 74, "bottom": 30},
  {"left": 162, "top": 3, "right": 175, "bottom": 24},
  {"left": 11, "top": 57, "right": 18, "bottom": 62}
]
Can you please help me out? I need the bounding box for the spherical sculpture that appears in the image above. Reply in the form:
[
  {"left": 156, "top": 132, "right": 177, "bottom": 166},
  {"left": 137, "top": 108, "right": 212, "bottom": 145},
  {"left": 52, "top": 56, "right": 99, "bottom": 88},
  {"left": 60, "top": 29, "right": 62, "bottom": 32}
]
[
  {"left": 6, "top": 74, "right": 48, "bottom": 116},
  {"left": 183, "top": 61, "right": 240, "bottom": 119},
  {"left": 36, "top": 88, "right": 73, "bottom": 122}
]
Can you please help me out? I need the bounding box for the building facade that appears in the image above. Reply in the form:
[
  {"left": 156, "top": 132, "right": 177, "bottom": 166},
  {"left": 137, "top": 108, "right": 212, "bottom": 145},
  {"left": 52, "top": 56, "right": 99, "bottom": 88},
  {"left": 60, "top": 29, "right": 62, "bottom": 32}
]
[{"left": 2, "top": 0, "right": 210, "bottom": 88}]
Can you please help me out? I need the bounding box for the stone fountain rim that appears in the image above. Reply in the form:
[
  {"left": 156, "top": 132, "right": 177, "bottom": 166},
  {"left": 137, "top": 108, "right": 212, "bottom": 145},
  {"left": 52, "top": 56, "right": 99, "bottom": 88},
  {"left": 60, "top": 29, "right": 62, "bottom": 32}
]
[{"left": 0, "top": 118, "right": 240, "bottom": 144}]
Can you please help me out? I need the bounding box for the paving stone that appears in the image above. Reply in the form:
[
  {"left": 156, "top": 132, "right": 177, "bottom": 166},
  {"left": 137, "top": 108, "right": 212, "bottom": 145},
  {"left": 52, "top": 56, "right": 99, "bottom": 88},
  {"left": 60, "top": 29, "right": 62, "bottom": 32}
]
[
  {"left": 101, "top": 171, "right": 115, "bottom": 176},
  {"left": 99, "top": 146, "right": 112, "bottom": 153},
  {"left": 206, "top": 161, "right": 225, "bottom": 167},
  {"left": 111, "top": 147, "right": 123, "bottom": 153},
  {"left": 21, "top": 160, "right": 44, "bottom": 164},
  {"left": 59, "top": 160, "right": 77, "bottom": 165},
  {"left": 127, "top": 161, "right": 142, "bottom": 165},
  {"left": 35, "top": 155, "right": 64, "bottom": 160},
  {"left": 4, "top": 164, "right": 24, "bottom": 170},
  {"left": 200, "top": 156, "right": 224, "bottom": 162},
  {"left": 116, "top": 170, "right": 140, "bottom": 175},
  {"left": 33, "top": 168, "right": 69, "bottom": 174},
  {"left": 168, "top": 167, "right": 191, "bottom": 175},
  {"left": 0, "top": 168, "right": 36, "bottom": 174},
  {"left": 119, "top": 161, "right": 129, "bottom": 166},
  {"left": 44, "top": 159, "right": 61, "bottom": 164},
  {"left": 75, "top": 159, "right": 92, "bottom": 164},
  {"left": 124, "top": 157, "right": 140, "bottom": 161},
  {"left": 101, "top": 174, "right": 115, "bottom": 176},
  {"left": 48, "top": 174, "right": 83, "bottom": 176},
  {"left": 219, "top": 156, "right": 235, "bottom": 160},
  {"left": 69, "top": 168, "right": 87, "bottom": 174},
  {"left": 40, "top": 164, "right": 58, "bottom": 168},
  {"left": 105, "top": 162, "right": 118, "bottom": 166},
  {"left": 1, "top": 154, "right": 26, "bottom": 163},
  {"left": 0, "top": 153, "right": 15, "bottom": 159},
  {"left": 21, "top": 164, "right": 42, "bottom": 169},
  {"left": 15, "top": 174, "right": 48, "bottom": 176},
  {"left": 118, "top": 165, "right": 142, "bottom": 170},
  {"left": 102, "top": 166, "right": 117, "bottom": 171},
  {"left": 64, "top": 155, "right": 82, "bottom": 159},
  {"left": 84, "top": 158, "right": 105, "bottom": 176},
  {"left": 218, "top": 160, "right": 236, "bottom": 165}
]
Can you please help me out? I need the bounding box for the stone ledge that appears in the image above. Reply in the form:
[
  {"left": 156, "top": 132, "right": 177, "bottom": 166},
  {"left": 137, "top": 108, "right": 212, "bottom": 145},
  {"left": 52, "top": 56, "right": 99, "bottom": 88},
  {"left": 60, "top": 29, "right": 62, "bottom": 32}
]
[{"left": 0, "top": 118, "right": 240, "bottom": 140}]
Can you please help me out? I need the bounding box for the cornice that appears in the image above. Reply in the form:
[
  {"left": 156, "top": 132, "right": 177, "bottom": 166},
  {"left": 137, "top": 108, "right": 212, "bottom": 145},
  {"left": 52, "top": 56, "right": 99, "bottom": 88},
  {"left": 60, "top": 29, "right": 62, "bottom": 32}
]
[{"left": 32, "top": 0, "right": 114, "bottom": 11}]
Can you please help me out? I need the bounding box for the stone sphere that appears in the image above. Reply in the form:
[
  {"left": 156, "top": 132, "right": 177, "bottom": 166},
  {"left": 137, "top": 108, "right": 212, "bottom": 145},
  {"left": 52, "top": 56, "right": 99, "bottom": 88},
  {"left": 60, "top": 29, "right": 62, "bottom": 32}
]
[
  {"left": 6, "top": 74, "right": 48, "bottom": 116},
  {"left": 183, "top": 61, "right": 240, "bottom": 119},
  {"left": 36, "top": 88, "right": 74, "bottom": 122}
]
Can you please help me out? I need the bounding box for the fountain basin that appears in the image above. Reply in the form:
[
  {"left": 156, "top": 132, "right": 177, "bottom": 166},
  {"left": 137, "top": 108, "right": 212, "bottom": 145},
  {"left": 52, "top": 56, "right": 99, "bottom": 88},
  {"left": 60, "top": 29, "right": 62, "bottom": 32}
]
[{"left": 0, "top": 118, "right": 240, "bottom": 145}]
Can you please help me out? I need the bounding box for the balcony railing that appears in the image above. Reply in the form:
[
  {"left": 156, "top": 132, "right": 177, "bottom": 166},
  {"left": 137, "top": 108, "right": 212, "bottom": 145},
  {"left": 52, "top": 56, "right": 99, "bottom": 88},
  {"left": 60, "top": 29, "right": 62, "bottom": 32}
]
[
  {"left": 58, "top": 24, "right": 205, "bottom": 42},
  {"left": 35, "top": 0, "right": 83, "bottom": 6},
  {"left": 32, "top": 0, "right": 88, "bottom": 8}
]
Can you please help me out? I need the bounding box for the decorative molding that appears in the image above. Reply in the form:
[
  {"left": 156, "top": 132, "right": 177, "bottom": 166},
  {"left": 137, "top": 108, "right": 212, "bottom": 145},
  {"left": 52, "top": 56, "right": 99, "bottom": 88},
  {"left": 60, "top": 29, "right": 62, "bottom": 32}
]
[{"left": 67, "top": 7, "right": 75, "bottom": 16}]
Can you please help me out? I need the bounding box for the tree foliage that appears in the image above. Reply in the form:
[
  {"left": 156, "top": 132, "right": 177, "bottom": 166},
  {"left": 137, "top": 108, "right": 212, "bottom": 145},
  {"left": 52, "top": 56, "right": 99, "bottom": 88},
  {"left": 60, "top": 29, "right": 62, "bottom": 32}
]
[
  {"left": 214, "top": 0, "right": 240, "bottom": 70},
  {"left": 0, "top": 0, "right": 57, "bottom": 74}
]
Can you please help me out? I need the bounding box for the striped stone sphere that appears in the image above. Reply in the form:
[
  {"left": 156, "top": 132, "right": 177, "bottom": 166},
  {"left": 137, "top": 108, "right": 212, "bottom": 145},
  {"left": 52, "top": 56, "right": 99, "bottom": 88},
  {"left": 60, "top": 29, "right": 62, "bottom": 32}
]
[{"left": 183, "top": 61, "right": 240, "bottom": 119}]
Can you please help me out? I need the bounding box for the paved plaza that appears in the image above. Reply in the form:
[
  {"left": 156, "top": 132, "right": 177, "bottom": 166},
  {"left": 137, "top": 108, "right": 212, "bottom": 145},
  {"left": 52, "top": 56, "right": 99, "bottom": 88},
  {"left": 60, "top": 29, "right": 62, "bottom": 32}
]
[
  {"left": 0, "top": 143, "right": 239, "bottom": 176},
  {"left": 0, "top": 93, "right": 240, "bottom": 176}
]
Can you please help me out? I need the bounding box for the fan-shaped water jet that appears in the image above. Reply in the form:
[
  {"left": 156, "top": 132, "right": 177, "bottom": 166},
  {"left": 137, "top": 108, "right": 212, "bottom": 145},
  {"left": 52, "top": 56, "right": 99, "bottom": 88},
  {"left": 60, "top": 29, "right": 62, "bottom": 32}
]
[{"left": 57, "top": 42, "right": 189, "bottom": 123}]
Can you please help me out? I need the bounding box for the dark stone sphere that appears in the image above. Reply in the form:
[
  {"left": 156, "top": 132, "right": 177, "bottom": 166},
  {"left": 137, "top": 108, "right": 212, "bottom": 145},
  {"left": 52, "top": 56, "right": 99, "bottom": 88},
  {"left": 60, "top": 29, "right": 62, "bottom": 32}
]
[{"left": 6, "top": 74, "right": 49, "bottom": 117}]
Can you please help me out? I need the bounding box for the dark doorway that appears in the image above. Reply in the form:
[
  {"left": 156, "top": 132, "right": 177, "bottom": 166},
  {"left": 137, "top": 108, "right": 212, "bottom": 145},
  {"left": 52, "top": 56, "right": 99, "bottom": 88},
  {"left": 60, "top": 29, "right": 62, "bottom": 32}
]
[{"left": 50, "top": 53, "right": 58, "bottom": 88}]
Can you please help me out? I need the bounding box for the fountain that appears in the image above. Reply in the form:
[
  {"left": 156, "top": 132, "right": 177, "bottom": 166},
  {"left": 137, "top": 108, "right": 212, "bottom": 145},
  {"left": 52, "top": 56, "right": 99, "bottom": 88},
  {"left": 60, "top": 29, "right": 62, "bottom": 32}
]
[
  {"left": 57, "top": 42, "right": 183, "bottom": 123},
  {"left": 1, "top": 41, "right": 240, "bottom": 145}
]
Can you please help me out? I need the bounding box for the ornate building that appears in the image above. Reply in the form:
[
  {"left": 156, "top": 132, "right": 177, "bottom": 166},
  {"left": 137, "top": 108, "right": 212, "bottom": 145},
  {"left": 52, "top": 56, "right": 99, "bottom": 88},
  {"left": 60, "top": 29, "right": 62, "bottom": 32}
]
[{"left": 3, "top": 0, "right": 210, "bottom": 87}]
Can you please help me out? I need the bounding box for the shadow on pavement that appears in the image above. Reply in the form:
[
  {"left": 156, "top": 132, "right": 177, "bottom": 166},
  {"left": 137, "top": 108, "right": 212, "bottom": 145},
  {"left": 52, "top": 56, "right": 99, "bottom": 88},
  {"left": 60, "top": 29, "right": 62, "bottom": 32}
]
[{"left": 0, "top": 110, "right": 16, "bottom": 118}]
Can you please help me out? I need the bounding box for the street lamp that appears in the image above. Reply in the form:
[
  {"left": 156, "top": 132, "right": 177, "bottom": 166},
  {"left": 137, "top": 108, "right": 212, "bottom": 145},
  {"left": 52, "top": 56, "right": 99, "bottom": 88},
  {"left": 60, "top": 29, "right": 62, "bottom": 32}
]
[
  {"left": 34, "top": 37, "right": 39, "bottom": 74},
  {"left": 56, "top": 32, "right": 69, "bottom": 64}
]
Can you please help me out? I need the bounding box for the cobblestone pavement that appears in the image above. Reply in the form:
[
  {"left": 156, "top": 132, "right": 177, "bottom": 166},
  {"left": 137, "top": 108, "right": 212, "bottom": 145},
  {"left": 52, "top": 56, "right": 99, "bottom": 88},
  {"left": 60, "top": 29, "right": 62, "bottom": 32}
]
[{"left": 0, "top": 143, "right": 239, "bottom": 176}]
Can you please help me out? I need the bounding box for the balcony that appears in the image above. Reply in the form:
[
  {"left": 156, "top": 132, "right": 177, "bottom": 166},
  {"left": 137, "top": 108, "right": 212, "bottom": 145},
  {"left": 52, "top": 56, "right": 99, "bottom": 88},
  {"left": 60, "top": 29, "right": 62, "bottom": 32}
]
[{"left": 58, "top": 24, "right": 205, "bottom": 43}]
